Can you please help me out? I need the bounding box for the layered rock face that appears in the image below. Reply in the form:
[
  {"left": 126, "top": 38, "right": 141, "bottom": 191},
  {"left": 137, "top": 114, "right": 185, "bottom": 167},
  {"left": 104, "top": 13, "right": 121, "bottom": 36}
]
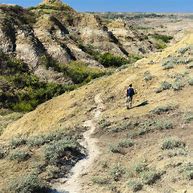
[{"left": 0, "top": 2, "right": 159, "bottom": 83}]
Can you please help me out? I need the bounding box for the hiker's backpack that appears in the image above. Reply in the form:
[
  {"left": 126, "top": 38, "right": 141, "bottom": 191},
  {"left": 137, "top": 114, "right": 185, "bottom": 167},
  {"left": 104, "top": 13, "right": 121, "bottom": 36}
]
[{"left": 127, "top": 88, "right": 135, "bottom": 97}]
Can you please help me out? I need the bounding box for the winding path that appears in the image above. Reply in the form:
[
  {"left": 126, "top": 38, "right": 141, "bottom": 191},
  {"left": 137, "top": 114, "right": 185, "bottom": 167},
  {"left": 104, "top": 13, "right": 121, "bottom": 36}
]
[{"left": 52, "top": 94, "right": 104, "bottom": 193}]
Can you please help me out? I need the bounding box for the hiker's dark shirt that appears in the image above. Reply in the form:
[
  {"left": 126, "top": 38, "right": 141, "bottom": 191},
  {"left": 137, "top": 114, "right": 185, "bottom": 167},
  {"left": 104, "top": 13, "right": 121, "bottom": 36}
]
[{"left": 127, "top": 88, "right": 135, "bottom": 97}]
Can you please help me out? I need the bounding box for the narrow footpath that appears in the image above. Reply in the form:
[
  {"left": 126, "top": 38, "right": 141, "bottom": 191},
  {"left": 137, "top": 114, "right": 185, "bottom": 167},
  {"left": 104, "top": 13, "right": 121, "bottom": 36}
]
[{"left": 52, "top": 94, "right": 104, "bottom": 193}]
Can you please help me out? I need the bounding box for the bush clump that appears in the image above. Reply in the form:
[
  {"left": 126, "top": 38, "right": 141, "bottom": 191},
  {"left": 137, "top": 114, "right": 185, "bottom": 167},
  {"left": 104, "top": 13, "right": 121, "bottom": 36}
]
[
  {"left": 162, "top": 61, "right": 174, "bottom": 70},
  {"left": 92, "top": 176, "right": 110, "bottom": 185},
  {"left": 133, "top": 162, "right": 148, "bottom": 174},
  {"left": 152, "top": 34, "right": 173, "bottom": 43},
  {"left": 9, "top": 150, "right": 31, "bottom": 162},
  {"left": 150, "top": 105, "right": 174, "bottom": 115},
  {"left": 10, "top": 137, "right": 27, "bottom": 148},
  {"left": 156, "top": 81, "right": 172, "bottom": 93},
  {"left": 109, "top": 144, "right": 122, "bottom": 153},
  {"left": 98, "top": 53, "right": 128, "bottom": 67},
  {"left": 184, "top": 112, "right": 193, "bottom": 124},
  {"left": 144, "top": 71, "right": 153, "bottom": 81},
  {"left": 128, "top": 179, "right": 143, "bottom": 192},
  {"left": 161, "top": 138, "right": 186, "bottom": 150},
  {"left": 172, "top": 80, "right": 185, "bottom": 91},
  {"left": 118, "top": 139, "right": 134, "bottom": 148},
  {"left": 180, "top": 163, "right": 193, "bottom": 180},
  {"left": 188, "top": 78, "right": 193, "bottom": 86},
  {"left": 128, "top": 127, "right": 151, "bottom": 138},
  {"left": 155, "top": 120, "right": 173, "bottom": 130},
  {"left": 44, "top": 138, "right": 80, "bottom": 165},
  {"left": 27, "top": 131, "right": 67, "bottom": 147},
  {"left": 9, "top": 172, "right": 49, "bottom": 193},
  {"left": 110, "top": 164, "right": 126, "bottom": 181},
  {"left": 141, "top": 170, "right": 161, "bottom": 185},
  {"left": 109, "top": 139, "right": 134, "bottom": 153}
]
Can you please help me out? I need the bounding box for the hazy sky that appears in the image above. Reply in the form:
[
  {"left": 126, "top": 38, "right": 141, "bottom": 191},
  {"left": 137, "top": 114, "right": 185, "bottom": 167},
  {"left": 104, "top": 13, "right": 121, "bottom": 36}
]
[{"left": 0, "top": 0, "right": 193, "bottom": 12}]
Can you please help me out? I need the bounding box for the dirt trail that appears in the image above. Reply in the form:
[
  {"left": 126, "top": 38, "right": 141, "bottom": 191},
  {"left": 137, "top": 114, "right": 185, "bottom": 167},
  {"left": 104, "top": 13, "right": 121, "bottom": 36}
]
[{"left": 52, "top": 94, "right": 104, "bottom": 193}]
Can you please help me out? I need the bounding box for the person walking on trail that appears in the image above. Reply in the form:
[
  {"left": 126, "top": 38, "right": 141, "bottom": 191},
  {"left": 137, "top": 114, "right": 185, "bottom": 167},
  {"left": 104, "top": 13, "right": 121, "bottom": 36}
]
[{"left": 126, "top": 84, "right": 136, "bottom": 109}]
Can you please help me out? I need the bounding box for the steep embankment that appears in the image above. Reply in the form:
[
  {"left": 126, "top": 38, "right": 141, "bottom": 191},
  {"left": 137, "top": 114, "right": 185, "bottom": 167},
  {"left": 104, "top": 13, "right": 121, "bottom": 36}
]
[{"left": 1, "top": 32, "right": 193, "bottom": 192}]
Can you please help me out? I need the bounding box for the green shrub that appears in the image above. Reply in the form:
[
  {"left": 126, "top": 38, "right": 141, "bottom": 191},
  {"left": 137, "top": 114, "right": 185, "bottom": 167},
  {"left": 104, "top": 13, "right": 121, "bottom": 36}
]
[
  {"left": 162, "top": 59, "right": 175, "bottom": 70},
  {"left": 45, "top": 165, "right": 60, "bottom": 179},
  {"left": 118, "top": 139, "right": 134, "bottom": 148},
  {"left": 172, "top": 80, "right": 185, "bottom": 91},
  {"left": 188, "top": 78, "right": 193, "bottom": 86},
  {"left": 110, "top": 164, "right": 126, "bottom": 181},
  {"left": 133, "top": 162, "right": 148, "bottom": 174},
  {"left": 151, "top": 34, "right": 173, "bottom": 43},
  {"left": 128, "top": 179, "right": 143, "bottom": 192},
  {"left": 44, "top": 138, "right": 80, "bottom": 165},
  {"left": 12, "top": 101, "right": 34, "bottom": 112},
  {"left": 141, "top": 170, "right": 161, "bottom": 185},
  {"left": 98, "top": 53, "right": 128, "bottom": 67},
  {"left": 150, "top": 105, "right": 174, "bottom": 115},
  {"left": 9, "top": 150, "right": 31, "bottom": 162},
  {"left": 144, "top": 71, "right": 153, "bottom": 81},
  {"left": 27, "top": 136, "right": 48, "bottom": 147},
  {"left": 155, "top": 41, "right": 167, "bottom": 50},
  {"left": 156, "top": 81, "right": 172, "bottom": 93},
  {"left": 184, "top": 112, "right": 193, "bottom": 124},
  {"left": 109, "top": 144, "right": 122, "bottom": 153},
  {"left": 98, "top": 119, "right": 112, "bottom": 129},
  {"left": 180, "top": 163, "right": 193, "bottom": 180},
  {"left": 92, "top": 176, "right": 110, "bottom": 185},
  {"left": 64, "top": 61, "right": 105, "bottom": 84},
  {"left": 163, "top": 63, "right": 174, "bottom": 70},
  {"left": 128, "top": 127, "right": 151, "bottom": 138},
  {"left": 167, "top": 148, "right": 188, "bottom": 158},
  {"left": 10, "top": 137, "right": 27, "bottom": 148},
  {"left": 27, "top": 131, "right": 66, "bottom": 147},
  {"left": 109, "top": 139, "right": 134, "bottom": 153},
  {"left": 162, "top": 57, "right": 177, "bottom": 69},
  {"left": 9, "top": 172, "right": 49, "bottom": 193},
  {"left": 161, "top": 138, "right": 186, "bottom": 150},
  {"left": 154, "top": 120, "right": 173, "bottom": 130},
  {"left": 178, "top": 46, "right": 190, "bottom": 54}
]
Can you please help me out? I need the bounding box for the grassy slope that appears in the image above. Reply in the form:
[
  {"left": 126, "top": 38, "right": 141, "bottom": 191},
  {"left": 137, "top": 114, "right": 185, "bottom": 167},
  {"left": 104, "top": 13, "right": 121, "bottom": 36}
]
[
  {"left": 2, "top": 33, "right": 193, "bottom": 139},
  {"left": 1, "top": 33, "right": 193, "bottom": 192}
]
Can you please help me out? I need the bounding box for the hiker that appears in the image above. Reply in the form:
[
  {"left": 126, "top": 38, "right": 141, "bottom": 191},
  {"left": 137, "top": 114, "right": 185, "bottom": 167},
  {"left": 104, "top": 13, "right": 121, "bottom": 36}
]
[{"left": 126, "top": 84, "right": 136, "bottom": 109}]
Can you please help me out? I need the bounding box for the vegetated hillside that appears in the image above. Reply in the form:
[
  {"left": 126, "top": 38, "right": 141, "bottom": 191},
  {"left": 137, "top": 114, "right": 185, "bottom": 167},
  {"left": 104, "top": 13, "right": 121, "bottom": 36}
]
[
  {"left": 0, "top": 29, "right": 193, "bottom": 192},
  {"left": 0, "top": 1, "right": 174, "bottom": 84},
  {"left": 0, "top": 0, "right": 168, "bottom": 114}
]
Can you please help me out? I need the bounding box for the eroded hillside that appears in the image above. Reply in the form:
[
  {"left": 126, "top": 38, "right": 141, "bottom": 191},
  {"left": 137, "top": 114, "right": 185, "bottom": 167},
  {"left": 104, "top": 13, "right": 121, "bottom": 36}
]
[
  {"left": 0, "top": 28, "right": 193, "bottom": 193},
  {"left": 0, "top": 1, "right": 176, "bottom": 85}
]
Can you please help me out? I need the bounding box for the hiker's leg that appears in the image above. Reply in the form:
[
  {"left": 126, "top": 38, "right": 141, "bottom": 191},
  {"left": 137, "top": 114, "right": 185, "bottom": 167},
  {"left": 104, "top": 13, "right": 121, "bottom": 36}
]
[
  {"left": 130, "top": 97, "right": 133, "bottom": 108},
  {"left": 126, "top": 97, "right": 130, "bottom": 109},
  {"left": 126, "top": 98, "right": 129, "bottom": 109}
]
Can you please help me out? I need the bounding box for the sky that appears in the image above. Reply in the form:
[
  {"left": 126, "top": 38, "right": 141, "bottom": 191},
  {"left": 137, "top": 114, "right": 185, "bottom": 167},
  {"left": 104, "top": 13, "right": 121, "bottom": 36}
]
[{"left": 0, "top": 0, "right": 193, "bottom": 13}]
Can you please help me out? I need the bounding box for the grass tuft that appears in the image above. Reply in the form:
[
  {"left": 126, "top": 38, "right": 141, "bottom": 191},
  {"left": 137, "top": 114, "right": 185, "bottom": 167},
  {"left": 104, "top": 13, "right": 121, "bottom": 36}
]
[{"left": 161, "top": 137, "right": 186, "bottom": 150}]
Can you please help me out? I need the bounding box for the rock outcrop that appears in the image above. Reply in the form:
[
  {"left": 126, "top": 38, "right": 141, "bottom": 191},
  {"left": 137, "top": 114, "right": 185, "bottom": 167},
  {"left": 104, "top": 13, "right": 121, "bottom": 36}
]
[{"left": 0, "top": 2, "right": 167, "bottom": 84}]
